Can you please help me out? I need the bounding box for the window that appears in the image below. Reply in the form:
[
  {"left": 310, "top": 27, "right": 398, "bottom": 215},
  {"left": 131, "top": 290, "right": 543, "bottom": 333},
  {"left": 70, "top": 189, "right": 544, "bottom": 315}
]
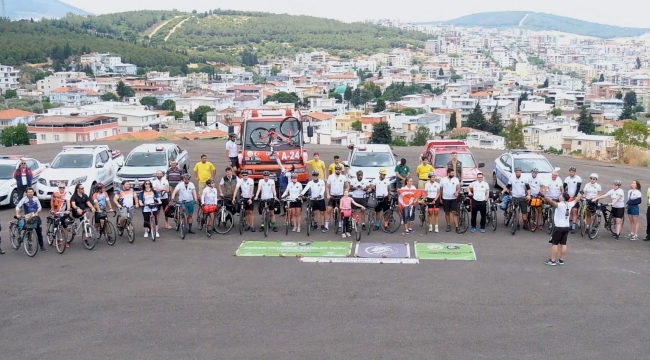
[
  {"left": 54, "top": 135, "right": 60, "bottom": 141},
  {"left": 127, "top": 127, "right": 133, "bottom": 132},
  {"left": 103, "top": 131, "right": 107, "bottom": 137},
  {"left": 95, "top": 153, "right": 103, "bottom": 165},
  {"left": 40, "top": 134, "right": 46, "bottom": 140},
  {"left": 596, "top": 141, "right": 602, "bottom": 146},
  {"left": 122, "top": 116, "right": 127, "bottom": 122},
  {"left": 577, "top": 141, "right": 582, "bottom": 145},
  {"left": 93, "top": 132, "right": 98, "bottom": 140},
  {"left": 99, "top": 151, "right": 110, "bottom": 163},
  {"left": 27, "top": 159, "right": 38, "bottom": 171}
]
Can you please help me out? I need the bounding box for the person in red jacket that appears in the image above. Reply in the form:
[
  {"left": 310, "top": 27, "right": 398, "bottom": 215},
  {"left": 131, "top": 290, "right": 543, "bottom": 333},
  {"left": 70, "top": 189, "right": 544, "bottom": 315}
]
[{"left": 13, "top": 160, "right": 33, "bottom": 201}]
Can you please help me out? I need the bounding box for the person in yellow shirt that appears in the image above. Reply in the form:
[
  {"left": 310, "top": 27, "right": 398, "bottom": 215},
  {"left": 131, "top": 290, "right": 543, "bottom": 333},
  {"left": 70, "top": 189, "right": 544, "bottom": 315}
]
[
  {"left": 306, "top": 152, "right": 326, "bottom": 179},
  {"left": 328, "top": 155, "right": 342, "bottom": 175},
  {"left": 416, "top": 156, "right": 434, "bottom": 189},
  {"left": 194, "top": 154, "right": 216, "bottom": 196}
]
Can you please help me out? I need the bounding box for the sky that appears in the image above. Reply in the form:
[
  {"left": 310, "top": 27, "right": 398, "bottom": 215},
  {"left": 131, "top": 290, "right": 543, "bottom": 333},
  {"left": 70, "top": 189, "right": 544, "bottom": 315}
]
[{"left": 61, "top": 0, "right": 650, "bottom": 28}]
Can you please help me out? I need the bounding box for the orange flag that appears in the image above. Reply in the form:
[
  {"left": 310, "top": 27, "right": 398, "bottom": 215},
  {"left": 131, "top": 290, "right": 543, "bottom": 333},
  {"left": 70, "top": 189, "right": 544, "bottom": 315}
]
[{"left": 397, "top": 188, "right": 426, "bottom": 210}]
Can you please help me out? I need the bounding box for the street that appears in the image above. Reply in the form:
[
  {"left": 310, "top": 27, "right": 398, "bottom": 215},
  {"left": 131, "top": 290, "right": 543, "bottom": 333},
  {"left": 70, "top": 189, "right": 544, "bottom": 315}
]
[{"left": 1, "top": 140, "right": 649, "bottom": 359}]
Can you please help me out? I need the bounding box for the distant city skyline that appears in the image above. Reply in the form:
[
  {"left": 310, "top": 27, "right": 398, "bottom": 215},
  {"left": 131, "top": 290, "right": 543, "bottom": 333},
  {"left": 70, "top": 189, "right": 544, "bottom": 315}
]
[{"left": 60, "top": 0, "right": 650, "bottom": 29}]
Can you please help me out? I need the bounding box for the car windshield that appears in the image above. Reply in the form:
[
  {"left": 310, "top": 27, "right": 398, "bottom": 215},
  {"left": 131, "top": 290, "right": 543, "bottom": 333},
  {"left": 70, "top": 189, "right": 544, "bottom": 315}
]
[
  {"left": 125, "top": 152, "right": 167, "bottom": 167},
  {"left": 514, "top": 158, "right": 554, "bottom": 173},
  {"left": 244, "top": 120, "right": 302, "bottom": 151},
  {"left": 434, "top": 153, "right": 477, "bottom": 168},
  {"left": 50, "top": 154, "right": 93, "bottom": 169},
  {"left": 351, "top": 152, "right": 395, "bottom": 167},
  {"left": 0, "top": 165, "right": 15, "bottom": 180}
]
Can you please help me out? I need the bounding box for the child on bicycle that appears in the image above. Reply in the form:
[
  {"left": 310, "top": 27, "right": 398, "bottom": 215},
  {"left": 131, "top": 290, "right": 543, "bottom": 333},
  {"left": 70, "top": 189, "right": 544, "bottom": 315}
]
[{"left": 339, "top": 190, "right": 366, "bottom": 239}]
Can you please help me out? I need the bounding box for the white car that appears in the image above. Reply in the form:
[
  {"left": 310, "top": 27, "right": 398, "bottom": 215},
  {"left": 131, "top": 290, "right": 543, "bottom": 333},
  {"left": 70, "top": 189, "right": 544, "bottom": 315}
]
[
  {"left": 344, "top": 144, "right": 397, "bottom": 187},
  {"left": 492, "top": 150, "right": 559, "bottom": 188},
  {"left": 36, "top": 145, "right": 124, "bottom": 201},
  {"left": 0, "top": 156, "right": 49, "bottom": 206},
  {"left": 113, "top": 143, "right": 189, "bottom": 191}
]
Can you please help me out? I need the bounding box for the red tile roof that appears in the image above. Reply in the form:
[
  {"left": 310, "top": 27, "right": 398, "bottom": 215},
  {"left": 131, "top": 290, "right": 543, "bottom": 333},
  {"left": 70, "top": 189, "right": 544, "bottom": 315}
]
[{"left": 0, "top": 109, "right": 36, "bottom": 120}]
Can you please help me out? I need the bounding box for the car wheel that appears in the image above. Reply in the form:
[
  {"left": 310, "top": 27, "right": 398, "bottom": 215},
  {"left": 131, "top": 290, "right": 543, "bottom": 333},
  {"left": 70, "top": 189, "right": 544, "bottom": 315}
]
[
  {"left": 492, "top": 172, "right": 499, "bottom": 188},
  {"left": 11, "top": 189, "right": 19, "bottom": 206}
]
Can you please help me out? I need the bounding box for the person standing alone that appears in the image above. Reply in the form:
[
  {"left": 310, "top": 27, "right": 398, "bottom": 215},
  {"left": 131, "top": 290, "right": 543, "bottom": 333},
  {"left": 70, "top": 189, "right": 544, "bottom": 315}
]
[
  {"left": 13, "top": 160, "right": 33, "bottom": 202},
  {"left": 468, "top": 172, "right": 490, "bottom": 233}
]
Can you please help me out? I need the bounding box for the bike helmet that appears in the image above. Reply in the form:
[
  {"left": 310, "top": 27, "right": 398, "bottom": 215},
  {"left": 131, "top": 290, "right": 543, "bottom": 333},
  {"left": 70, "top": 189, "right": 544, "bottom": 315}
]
[
  {"left": 334, "top": 164, "right": 343, "bottom": 171},
  {"left": 205, "top": 179, "right": 214, "bottom": 186},
  {"left": 590, "top": 173, "right": 598, "bottom": 179},
  {"left": 182, "top": 173, "right": 191, "bottom": 180},
  {"left": 514, "top": 167, "right": 522, "bottom": 171},
  {"left": 311, "top": 171, "right": 319, "bottom": 176},
  {"left": 569, "top": 167, "right": 577, "bottom": 171},
  {"left": 379, "top": 168, "right": 387, "bottom": 175},
  {"left": 428, "top": 172, "right": 436, "bottom": 178},
  {"left": 531, "top": 168, "right": 539, "bottom": 173},
  {"left": 263, "top": 171, "right": 270, "bottom": 176},
  {"left": 95, "top": 183, "right": 104, "bottom": 189},
  {"left": 291, "top": 173, "right": 298, "bottom": 179},
  {"left": 229, "top": 133, "right": 236, "bottom": 138},
  {"left": 613, "top": 180, "right": 622, "bottom": 186}
]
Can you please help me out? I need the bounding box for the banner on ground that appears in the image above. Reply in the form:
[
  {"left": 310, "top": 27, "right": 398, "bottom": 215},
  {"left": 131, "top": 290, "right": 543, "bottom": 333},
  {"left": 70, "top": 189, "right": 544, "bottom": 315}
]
[
  {"left": 414, "top": 242, "right": 476, "bottom": 260},
  {"left": 354, "top": 243, "right": 410, "bottom": 258},
  {"left": 235, "top": 241, "right": 351, "bottom": 257}
]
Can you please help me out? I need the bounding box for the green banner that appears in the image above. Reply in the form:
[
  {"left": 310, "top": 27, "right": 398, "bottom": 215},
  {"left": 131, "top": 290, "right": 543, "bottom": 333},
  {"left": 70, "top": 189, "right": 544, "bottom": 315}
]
[
  {"left": 414, "top": 242, "right": 476, "bottom": 260},
  {"left": 235, "top": 241, "right": 351, "bottom": 257}
]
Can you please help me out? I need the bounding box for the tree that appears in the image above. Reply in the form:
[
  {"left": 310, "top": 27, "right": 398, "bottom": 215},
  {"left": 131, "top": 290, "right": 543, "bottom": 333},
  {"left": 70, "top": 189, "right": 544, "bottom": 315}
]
[
  {"left": 351, "top": 120, "right": 362, "bottom": 131},
  {"left": 264, "top": 91, "right": 299, "bottom": 104},
  {"left": 539, "top": 78, "right": 549, "bottom": 88},
  {"left": 599, "top": 73, "right": 605, "bottom": 82},
  {"left": 466, "top": 103, "right": 487, "bottom": 130},
  {"left": 374, "top": 99, "right": 386, "bottom": 112},
  {"left": 504, "top": 120, "right": 525, "bottom": 150},
  {"left": 160, "top": 99, "right": 176, "bottom": 111},
  {"left": 329, "top": 92, "right": 343, "bottom": 103},
  {"left": 517, "top": 92, "right": 528, "bottom": 112},
  {"left": 623, "top": 91, "right": 637, "bottom": 108},
  {"left": 577, "top": 106, "right": 595, "bottom": 134},
  {"left": 370, "top": 121, "right": 391, "bottom": 144},
  {"left": 615, "top": 92, "right": 623, "bottom": 100},
  {"left": 351, "top": 88, "right": 362, "bottom": 108},
  {"left": 167, "top": 111, "right": 184, "bottom": 119},
  {"left": 190, "top": 105, "right": 214, "bottom": 126},
  {"left": 0, "top": 123, "right": 30, "bottom": 147},
  {"left": 636, "top": 57, "right": 642, "bottom": 69},
  {"left": 619, "top": 106, "right": 636, "bottom": 120},
  {"left": 486, "top": 108, "right": 503, "bottom": 135},
  {"left": 450, "top": 74, "right": 462, "bottom": 82},
  {"left": 449, "top": 112, "right": 457, "bottom": 130},
  {"left": 343, "top": 86, "right": 352, "bottom": 101},
  {"left": 378, "top": 70, "right": 383, "bottom": 79},
  {"left": 241, "top": 50, "right": 258, "bottom": 66},
  {"left": 270, "top": 66, "right": 280, "bottom": 76},
  {"left": 101, "top": 92, "right": 119, "bottom": 102},
  {"left": 116, "top": 81, "right": 135, "bottom": 99},
  {"left": 438, "top": 68, "right": 444, "bottom": 76},
  {"left": 3, "top": 89, "right": 17, "bottom": 99},
  {"left": 614, "top": 120, "right": 648, "bottom": 148},
  {"left": 411, "top": 125, "right": 431, "bottom": 146},
  {"left": 139, "top": 96, "right": 158, "bottom": 108},
  {"left": 634, "top": 105, "right": 645, "bottom": 113},
  {"left": 550, "top": 108, "right": 563, "bottom": 117}
]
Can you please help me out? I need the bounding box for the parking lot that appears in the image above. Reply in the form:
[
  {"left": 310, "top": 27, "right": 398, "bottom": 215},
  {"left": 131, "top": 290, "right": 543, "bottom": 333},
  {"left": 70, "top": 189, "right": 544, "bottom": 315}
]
[{"left": 1, "top": 140, "right": 650, "bottom": 359}]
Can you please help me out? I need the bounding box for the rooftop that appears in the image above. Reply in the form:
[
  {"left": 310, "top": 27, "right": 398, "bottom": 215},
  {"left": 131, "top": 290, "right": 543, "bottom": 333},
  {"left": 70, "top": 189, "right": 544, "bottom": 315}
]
[
  {"left": 0, "top": 109, "right": 36, "bottom": 120},
  {"left": 29, "top": 115, "right": 115, "bottom": 125}
]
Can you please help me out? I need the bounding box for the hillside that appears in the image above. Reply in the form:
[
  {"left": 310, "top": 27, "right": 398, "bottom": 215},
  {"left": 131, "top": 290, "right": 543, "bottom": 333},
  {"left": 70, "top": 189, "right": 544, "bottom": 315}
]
[
  {"left": 418, "top": 11, "right": 650, "bottom": 39},
  {"left": 5, "top": 0, "right": 89, "bottom": 19}
]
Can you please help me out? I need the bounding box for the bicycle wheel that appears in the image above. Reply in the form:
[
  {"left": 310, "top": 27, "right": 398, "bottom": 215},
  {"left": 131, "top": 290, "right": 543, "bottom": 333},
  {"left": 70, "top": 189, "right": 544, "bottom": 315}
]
[
  {"left": 609, "top": 213, "right": 624, "bottom": 235},
  {"left": 334, "top": 208, "right": 340, "bottom": 234},
  {"left": 579, "top": 209, "right": 587, "bottom": 237},
  {"left": 54, "top": 226, "right": 66, "bottom": 254},
  {"left": 305, "top": 209, "right": 312, "bottom": 237},
  {"left": 279, "top": 116, "right": 301, "bottom": 139},
  {"left": 175, "top": 212, "right": 181, "bottom": 231},
  {"left": 510, "top": 207, "right": 519, "bottom": 235},
  {"left": 263, "top": 209, "right": 269, "bottom": 237},
  {"left": 197, "top": 208, "right": 204, "bottom": 230},
  {"left": 490, "top": 207, "right": 498, "bottom": 231},
  {"left": 214, "top": 209, "right": 234, "bottom": 234},
  {"left": 10, "top": 224, "right": 21, "bottom": 250},
  {"left": 104, "top": 221, "right": 117, "bottom": 246},
  {"left": 250, "top": 127, "right": 272, "bottom": 149},
  {"left": 285, "top": 212, "right": 290, "bottom": 235},
  {"left": 366, "top": 210, "right": 372, "bottom": 235},
  {"left": 180, "top": 217, "right": 186, "bottom": 240},
  {"left": 239, "top": 207, "right": 245, "bottom": 235},
  {"left": 545, "top": 208, "right": 554, "bottom": 234},
  {"left": 382, "top": 209, "right": 402, "bottom": 234},
  {"left": 82, "top": 224, "right": 98, "bottom": 250},
  {"left": 529, "top": 209, "right": 539, "bottom": 233},
  {"left": 354, "top": 220, "right": 361, "bottom": 242},
  {"left": 24, "top": 230, "right": 38, "bottom": 257},
  {"left": 503, "top": 209, "right": 510, "bottom": 226},
  {"left": 116, "top": 215, "right": 124, "bottom": 236},
  {"left": 456, "top": 208, "right": 469, "bottom": 234},
  {"left": 205, "top": 214, "right": 213, "bottom": 238},
  {"left": 149, "top": 215, "right": 156, "bottom": 242},
  {"left": 419, "top": 206, "right": 426, "bottom": 227},
  {"left": 588, "top": 212, "right": 601, "bottom": 239},
  {"left": 46, "top": 219, "right": 56, "bottom": 246},
  {"left": 127, "top": 221, "right": 135, "bottom": 243}
]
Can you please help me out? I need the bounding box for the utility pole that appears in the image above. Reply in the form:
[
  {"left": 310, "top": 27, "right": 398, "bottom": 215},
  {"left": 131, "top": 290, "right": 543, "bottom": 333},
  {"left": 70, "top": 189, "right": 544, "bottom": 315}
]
[{"left": 1, "top": 0, "right": 5, "bottom": 19}]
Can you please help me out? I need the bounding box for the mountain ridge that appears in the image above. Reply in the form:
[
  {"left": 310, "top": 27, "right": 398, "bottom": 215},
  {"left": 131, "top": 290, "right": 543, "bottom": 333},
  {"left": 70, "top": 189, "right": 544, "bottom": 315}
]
[
  {"left": 415, "top": 11, "right": 650, "bottom": 39},
  {"left": 5, "top": 0, "right": 89, "bottom": 19}
]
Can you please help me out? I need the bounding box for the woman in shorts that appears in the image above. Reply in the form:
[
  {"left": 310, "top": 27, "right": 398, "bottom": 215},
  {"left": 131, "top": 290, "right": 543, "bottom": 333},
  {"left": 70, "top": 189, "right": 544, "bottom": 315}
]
[
  {"left": 138, "top": 180, "right": 162, "bottom": 238},
  {"left": 626, "top": 180, "right": 642, "bottom": 240},
  {"left": 201, "top": 179, "right": 219, "bottom": 230},
  {"left": 400, "top": 177, "right": 418, "bottom": 233}
]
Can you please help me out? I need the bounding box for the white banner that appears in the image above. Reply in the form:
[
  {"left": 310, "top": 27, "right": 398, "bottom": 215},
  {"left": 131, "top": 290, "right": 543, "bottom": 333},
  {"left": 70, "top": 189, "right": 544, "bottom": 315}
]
[{"left": 299, "top": 257, "right": 419, "bottom": 264}]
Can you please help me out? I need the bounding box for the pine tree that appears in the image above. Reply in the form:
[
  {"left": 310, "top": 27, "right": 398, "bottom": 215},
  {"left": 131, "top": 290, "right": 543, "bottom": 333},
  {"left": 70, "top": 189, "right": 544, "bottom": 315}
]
[
  {"left": 449, "top": 112, "right": 457, "bottom": 130},
  {"left": 466, "top": 103, "right": 487, "bottom": 131},
  {"left": 370, "top": 121, "right": 392, "bottom": 144},
  {"left": 577, "top": 106, "right": 595, "bottom": 134},
  {"left": 487, "top": 107, "right": 503, "bottom": 135},
  {"left": 636, "top": 57, "right": 642, "bottom": 69},
  {"left": 374, "top": 99, "right": 386, "bottom": 112},
  {"left": 438, "top": 68, "right": 444, "bottom": 76},
  {"left": 599, "top": 73, "right": 605, "bottom": 82},
  {"left": 344, "top": 86, "right": 352, "bottom": 101},
  {"left": 504, "top": 120, "right": 525, "bottom": 149}
]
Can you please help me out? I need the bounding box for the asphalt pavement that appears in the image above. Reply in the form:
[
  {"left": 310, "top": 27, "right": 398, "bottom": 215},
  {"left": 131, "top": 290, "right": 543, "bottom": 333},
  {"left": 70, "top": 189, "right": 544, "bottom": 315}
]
[{"left": 1, "top": 140, "right": 650, "bottom": 359}]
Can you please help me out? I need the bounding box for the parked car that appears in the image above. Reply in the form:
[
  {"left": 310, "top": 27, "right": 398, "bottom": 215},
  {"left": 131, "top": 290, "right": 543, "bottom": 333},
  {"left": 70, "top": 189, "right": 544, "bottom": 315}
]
[
  {"left": 423, "top": 140, "right": 484, "bottom": 187},
  {"left": 492, "top": 149, "right": 559, "bottom": 188},
  {"left": 0, "top": 155, "right": 49, "bottom": 206},
  {"left": 113, "top": 143, "right": 188, "bottom": 191}
]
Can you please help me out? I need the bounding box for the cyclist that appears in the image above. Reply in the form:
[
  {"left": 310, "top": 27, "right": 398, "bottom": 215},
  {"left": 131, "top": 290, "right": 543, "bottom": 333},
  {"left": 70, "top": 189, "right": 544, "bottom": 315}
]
[
  {"left": 540, "top": 189, "right": 584, "bottom": 266},
  {"left": 593, "top": 180, "right": 625, "bottom": 240},
  {"left": 301, "top": 171, "right": 327, "bottom": 232},
  {"left": 282, "top": 173, "right": 303, "bottom": 232},
  {"left": 254, "top": 171, "right": 279, "bottom": 232},
  {"left": 70, "top": 183, "right": 95, "bottom": 243},
  {"left": 325, "top": 164, "right": 349, "bottom": 232},
  {"left": 138, "top": 180, "right": 162, "bottom": 238},
  {"left": 234, "top": 170, "right": 255, "bottom": 232},
  {"left": 339, "top": 189, "right": 366, "bottom": 239},
  {"left": 202, "top": 179, "right": 219, "bottom": 232},
  {"left": 424, "top": 172, "right": 441, "bottom": 233},
  {"left": 564, "top": 167, "right": 582, "bottom": 233},
  {"left": 545, "top": 171, "right": 564, "bottom": 202},
  {"left": 15, "top": 187, "right": 46, "bottom": 252},
  {"left": 440, "top": 167, "right": 460, "bottom": 232},
  {"left": 273, "top": 146, "right": 294, "bottom": 215},
  {"left": 328, "top": 155, "right": 342, "bottom": 176},
  {"left": 372, "top": 168, "right": 391, "bottom": 230},
  {"left": 528, "top": 168, "right": 545, "bottom": 231},
  {"left": 219, "top": 167, "right": 239, "bottom": 219},
  {"left": 501, "top": 167, "right": 531, "bottom": 230},
  {"left": 582, "top": 173, "right": 601, "bottom": 233},
  {"left": 114, "top": 180, "right": 139, "bottom": 230},
  {"left": 152, "top": 170, "right": 172, "bottom": 229},
  {"left": 49, "top": 182, "right": 71, "bottom": 248},
  {"left": 468, "top": 172, "right": 490, "bottom": 233},
  {"left": 171, "top": 174, "right": 198, "bottom": 234},
  {"left": 349, "top": 170, "right": 372, "bottom": 230},
  {"left": 226, "top": 133, "right": 239, "bottom": 172},
  {"left": 91, "top": 183, "right": 114, "bottom": 233}
]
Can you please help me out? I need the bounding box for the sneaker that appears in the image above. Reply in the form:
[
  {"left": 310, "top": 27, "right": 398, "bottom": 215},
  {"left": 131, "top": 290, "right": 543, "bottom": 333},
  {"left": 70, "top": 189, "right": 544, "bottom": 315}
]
[
  {"left": 428, "top": 225, "right": 433, "bottom": 232},
  {"left": 626, "top": 233, "right": 634, "bottom": 238},
  {"left": 272, "top": 227, "right": 278, "bottom": 232},
  {"left": 292, "top": 227, "right": 296, "bottom": 232},
  {"left": 631, "top": 235, "right": 639, "bottom": 241},
  {"left": 251, "top": 228, "right": 256, "bottom": 232},
  {"left": 557, "top": 260, "right": 565, "bottom": 265},
  {"left": 0, "top": 248, "right": 4, "bottom": 255},
  {"left": 165, "top": 224, "right": 172, "bottom": 229},
  {"left": 362, "top": 223, "right": 366, "bottom": 230},
  {"left": 644, "top": 236, "right": 650, "bottom": 241},
  {"left": 346, "top": 232, "right": 351, "bottom": 237},
  {"left": 322, "top": 227, "right": 328, "bottom": 233},
  {"left": 144, "top": 231, "right": 148, "bottom": 238},
  {"left": 342, "top": 233, "right": 347, "bottom": 238},
  {"left": 480, "top": 228, "right": 486, "bottom": 233},
  {"left": 544, "top": 259, "right": 556, "bottom": 266},
  {"left": 446, "top": 225, "right": 451, "bottom": 232},
  {"left": 156, "top": 231, "right": 160, "bottom": 238},
  {"left": 470, "top": 227, "right": 476, "bottom": 233},
  {"left": 434, "top": 226, "right": 439, "bottom": 233},
  {"left": 297, "top": 227, "right": 301, "bottom": 233},
  {"left": 40, "top": 247, "right": 47, "bottom": 252}
]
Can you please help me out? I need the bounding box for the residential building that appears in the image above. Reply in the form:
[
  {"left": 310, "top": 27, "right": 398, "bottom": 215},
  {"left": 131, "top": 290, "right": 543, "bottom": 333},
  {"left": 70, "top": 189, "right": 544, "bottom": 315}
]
[
  {"left": 0, "top": 109, "right": 37, "bottom": 129},
  {"left": 0, "top": 64, "right": 20, "bottom": 91},
  {"left": 175, "top": 95, "right": 234, "bottom": 113},
  {"left": 49, "top": 87, "right": 102, "bottom": 105},
  {"left": 112, "top": 64, "right": 138, "bottom": 75},
  {"left": 561, "top": 134, "right": 616, "bottom": 158},
  {"left": 105, "top": 109, "right": 161, "bottom": 133},
  {"left": 449, "top": 97, "right": 477, "bottom": 121},
  {"left": 480, "top": 99, "right": 516, "bottom": 119},
  {"left": 335, "top": 110, "right": 363, "bottom": 131},
  {"left": 523, "top": 121, "right": 579, "bottom": 151},
  {"left": 27, "top": 114, "right": 119, "bottom": 144},
  {"left": 233, "top": 95, "right": 262, "bottom": 108},
  {"left": 465, "top": 131, "right": 505, "bottom": 150},
  {"left": 37, "top": 73, "right": 97, "bottom": 95},
  {"left": 226, "top": 85, "right": 261, "bottom": 98}
]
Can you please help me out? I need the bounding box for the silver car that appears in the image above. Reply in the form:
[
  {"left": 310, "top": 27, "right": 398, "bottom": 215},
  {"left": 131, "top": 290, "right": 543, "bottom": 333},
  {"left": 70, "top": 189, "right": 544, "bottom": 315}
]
[{"left": 344, "top": 144, "right": 397, "bottom": 188}]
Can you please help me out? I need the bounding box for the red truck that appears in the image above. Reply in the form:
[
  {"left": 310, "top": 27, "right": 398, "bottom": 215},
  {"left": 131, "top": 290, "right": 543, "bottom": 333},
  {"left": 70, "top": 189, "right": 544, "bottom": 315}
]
[{"left": 422, "top": 140, "right": 485, "bottom": 187}]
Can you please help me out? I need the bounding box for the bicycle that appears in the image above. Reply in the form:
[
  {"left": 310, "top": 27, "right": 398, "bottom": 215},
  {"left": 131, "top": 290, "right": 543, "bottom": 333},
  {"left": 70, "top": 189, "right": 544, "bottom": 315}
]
[
  {"left": 504, "top": 196, "right": 522, "bottom": 235},
  {"left": 69, "top": 210, "right": 98, "bottom": 250},
  {"left": 528, "top": 195, "right": 544, "bottom": 233},
  {"left": 304, "top": 197, "right": 314, "bottom": 237},
  {"left": 94, "top": 210, "right": 117, "bottom": 246},
  {"left": 587, "top": 203, "right": 623, "bottom": 239},
  {"left": 10, "top": 215, "right": 39, "bottom": 257},
  {"left": 249, "top": 117, "right": 302, "bottom": 149},
  {"left": 456, "top": 191, "right": 470, "bottom": 234},
  {"left": 576, "top": 198, "right": 588, "bottom": 236},
  {"left": 143, "top": 205, "right": 159, "bottom": 241},
  {"left": 329, "top": 196, "right": 343, "bottom": 235},
  {"left": 365, "top": 193, "right": 376, "bottom": 236},
  {"left": 238, "top": 198, "right": 248, "bottom": 235},
  {"left": 485, "top": 197, "right": 498, "bottom": 231},
  {"left": 349, "top": 209, "right": 362, "bottom": 242},
  {"left": 259, "top": 199, "right": 272, "bottom": 237},
  {"left": 380, "top": 196, "right": 402, "bottom": 234},
  {"left": 542, "top": 201, "right": 555, "bottom": 234},
  {"left": 213, "top": 198, "right": 235, "bottom": 234},
  {"left": 116, "top": 207, "right": 135, "bottom": 243},
  {"left": 46, "top": 211, "right": 69, "bottom": 254},
  {"left": 417, "top": 198, "right": 428, "bottom": 232},
  {"left": 173, "top": 200, "right": 192, "bottom": 240}
]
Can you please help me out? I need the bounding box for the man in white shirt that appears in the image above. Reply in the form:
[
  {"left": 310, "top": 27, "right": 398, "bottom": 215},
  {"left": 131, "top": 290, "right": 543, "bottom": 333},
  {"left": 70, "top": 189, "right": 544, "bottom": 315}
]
[
  {"left": 349, "top": 170, "right": 372, "bottom": 230},
  {"left": 371, "top": 169, "right": 391, "bottom": 230},
  {"left": 424, "top": 172, "right": 441, "bottom": 233},
  {"left": 593, "top": 180, "right": 625, "bottom": 239},
  {"left": 440, "top": 168, "right": 460, "bottom": 232},
  {"left": 171, "top": 173, "right": 198, "bottom": 234},
  {"left": 301, "top": 171, "right": 327, "bottom": 231},
  {"left": 540, "top": 189, "right": 583, "bottom": 266},
  {"left": 564, "top": 166, "right": 583, "bottom": 233},
  {"left": 325, "top": 164, "right": 349, "bottom": 231},
  {"left": 152, "top": 170, "right": 171, "bottom": 229},
  {"left": 282, "top": 173, "right": 304, "bottom": 232},
  {"left": 254, "top": 171, "right": 278, "bottom": 232},
  {"left": 468, "top": 172, "right": 490, "bottom": 233},
  {"left": 528, "top": 168, "right": 545, "bottom": 231},
  {"left": 225, "top": 133, "right": 239, "bottom": 172},
  {"left": 502, "top": 167, "right": 531, "bottom": 230},
  {"left": 545, "top": 171, "right": 564, "bottom": 201},
  {"left": 234, "top": 170, "right": 255, "bottom": 232}
]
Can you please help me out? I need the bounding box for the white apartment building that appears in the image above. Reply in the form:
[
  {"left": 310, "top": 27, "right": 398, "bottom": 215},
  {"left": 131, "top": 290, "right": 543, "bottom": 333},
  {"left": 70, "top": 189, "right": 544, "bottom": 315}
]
[
  {"left": 106, "top": 109, "right": 161, "bottom": 133},
  {"left": 523, "top": 121, "right": 579, "bottom": 151},
  {"left": 37, "top": 73, "right": 98, "bottom": 95},
  {"left": 465, "top": 131, "right": 505, "bottom": 150},
  {"left": 175, "top": 95, "right": 235, "bottom": 114},
  {"left": 449, "top": 97, "right": 477, "bottom": 121},
  {"left": 0, "top": 64, "right": 20, "bottom": 91},
  {"left": 480, "top": 100, "right": 515, "bottom": 119}
]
